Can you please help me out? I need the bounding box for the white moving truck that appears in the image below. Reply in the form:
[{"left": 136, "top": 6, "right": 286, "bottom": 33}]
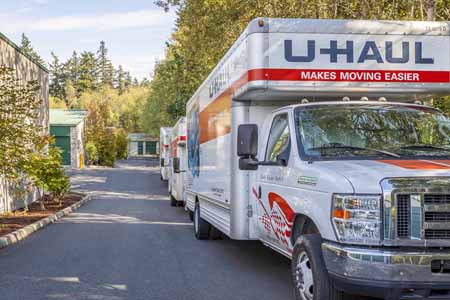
[
  {"left": 185, "top": 18, "right": 450, "bottom": 300},
  {"left": 169, "top": 117, "right": 187, "bottom": 207},
  {"left": 160, "top": 127, "right": 172, "bottom": 181}
]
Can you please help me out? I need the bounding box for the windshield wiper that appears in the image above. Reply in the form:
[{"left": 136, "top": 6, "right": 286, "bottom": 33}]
[
  {"left": 400, "top": 144, "right": 450, "bottom": 152},
  {"left": 308, "top": 143, "right": 401, "bottom": 158}
]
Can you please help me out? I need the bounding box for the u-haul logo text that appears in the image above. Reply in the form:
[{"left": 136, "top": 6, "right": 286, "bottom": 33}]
[{"left": 285, "top": 40, "right": 434, "bottom": 64}]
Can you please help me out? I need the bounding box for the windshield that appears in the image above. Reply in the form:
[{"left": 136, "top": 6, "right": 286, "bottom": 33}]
[{"left": 294, "top": 104, "right": 450, "bottom": 160}]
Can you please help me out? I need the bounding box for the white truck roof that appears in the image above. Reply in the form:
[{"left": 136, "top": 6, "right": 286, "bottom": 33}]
[{"left": 190, "top": 18, "right": 450, "bottom": 105}]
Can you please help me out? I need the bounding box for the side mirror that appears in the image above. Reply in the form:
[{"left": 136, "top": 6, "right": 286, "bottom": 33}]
[
  {"left": 237, "top": 124, "right": 259, "bottom": 171},
  {"left": 161, "top": 158, "right": 165, "bottom": 167},
  {"left": 237, "top": 124, "right": 258, "bottom": 157},
  {"left": 173, "top": 157, "right": 180, "bottom": 173}
]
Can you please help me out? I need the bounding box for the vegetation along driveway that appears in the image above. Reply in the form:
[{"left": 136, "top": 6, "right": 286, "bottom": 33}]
[{"left": 0, "top": 159, "right": 291, "bottom": 300}]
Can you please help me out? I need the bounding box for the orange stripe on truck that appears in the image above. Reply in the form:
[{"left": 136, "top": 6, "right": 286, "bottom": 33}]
[
  {"left": 198, "top": 73, "right": 248, "bottom": 144},
  {"left": 199, "top": 93, "right": 232, "bottom": 144},
  {"left": 378, "top": 160, "right": 450, "bottom": 170}
]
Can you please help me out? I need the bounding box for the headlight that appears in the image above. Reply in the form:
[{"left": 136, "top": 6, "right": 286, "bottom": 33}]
[{"left": 332, "top": 194, "right": 381, "bottom": 245}]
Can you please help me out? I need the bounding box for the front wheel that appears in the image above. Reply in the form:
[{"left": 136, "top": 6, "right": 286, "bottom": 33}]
[{"left": 292, "top": 235, "right": 344, "bottom": 300}]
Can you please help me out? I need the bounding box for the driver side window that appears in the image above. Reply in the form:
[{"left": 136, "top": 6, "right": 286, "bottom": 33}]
[{"left": 265, "top": 114, "right": 290, "bottom": 163}]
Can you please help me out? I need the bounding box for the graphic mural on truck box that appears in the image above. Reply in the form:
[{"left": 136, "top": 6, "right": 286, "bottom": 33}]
[{"left": 188, "top": 99, "right": 200, "bottom": 177}]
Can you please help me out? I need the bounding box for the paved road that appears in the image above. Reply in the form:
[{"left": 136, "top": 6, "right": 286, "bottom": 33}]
[{"left": 0, "top": 160, "right": 293, "bottom": 300}]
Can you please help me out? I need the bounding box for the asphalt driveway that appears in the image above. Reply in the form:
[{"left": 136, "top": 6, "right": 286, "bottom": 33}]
[{"left": 0, "top": 159, "right": 292, "bottom": 300}]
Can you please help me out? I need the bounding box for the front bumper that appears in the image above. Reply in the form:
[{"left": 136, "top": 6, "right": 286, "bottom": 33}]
[{"left": 322, "top": 242, "right": 450, "bottom": 299}]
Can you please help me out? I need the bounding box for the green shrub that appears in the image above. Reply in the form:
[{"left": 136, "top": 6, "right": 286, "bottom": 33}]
[
  {"left": 85, "top": 142, "right": 98, "bottom": 165},
  {"left": 24, "top": 144, "right": 71, "bottom": 206},
  {"left": 115, "top": 128, "right": 128, "bottom": 160}
]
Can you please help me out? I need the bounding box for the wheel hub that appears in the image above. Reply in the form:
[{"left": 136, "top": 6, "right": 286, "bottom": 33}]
[{"left": 294, "top": 251, "right": 314, "bottom": 300}]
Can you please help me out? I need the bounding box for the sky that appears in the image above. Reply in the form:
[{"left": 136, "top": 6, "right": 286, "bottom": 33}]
[{"left": 0, "top": 0, "right": 177, "bottom": 80}]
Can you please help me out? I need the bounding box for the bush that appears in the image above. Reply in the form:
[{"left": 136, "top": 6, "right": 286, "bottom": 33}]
[
  {"left": 97, "top": 128, "right": 116, "bottom": 167},
  {"left": 85, "top": 142, "right": 98, "bottom": 165},
  {"left": 24, "top": 143, "right": 71, "bottom": 207},
  {"left": 115, "top": 128, "right": 128, "bottom": 160}
]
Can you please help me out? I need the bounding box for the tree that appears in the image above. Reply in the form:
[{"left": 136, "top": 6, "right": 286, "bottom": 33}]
[
  {"left": 49, "top": 52, "right": 66, "bottom": 101},
  {"left": 0, "top": 67, "right": 41, "bottom": 181},
  {"left": 65, "top": 51, "right": 80, "bottom": 84},
  {"left": 96, "top": 41, "right": 114, "bottom": 87},
  {"left": 427, "top": 0, "right": 436, "bottom": 20},
  {"left": 77, "top": 51, "right": 97, "bottom": 95},
  {"left": 116, "top": 65, "right": 126, "bottom": 95},
  {"left": 19, "top": 33, "right": 46, "bottom": 67}
]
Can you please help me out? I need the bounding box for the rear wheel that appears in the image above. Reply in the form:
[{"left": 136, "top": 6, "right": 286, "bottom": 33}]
[
  {"left": 194, "top": 202, "right": 210, "bottom": 240},
  {"left": 292, "top": 235, "right": 344, "bottom": 300}
]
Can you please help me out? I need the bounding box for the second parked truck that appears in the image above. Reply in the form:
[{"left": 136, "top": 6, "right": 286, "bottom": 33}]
[{"left": 182, "top": 18, "right": 450, "bottom": 299}]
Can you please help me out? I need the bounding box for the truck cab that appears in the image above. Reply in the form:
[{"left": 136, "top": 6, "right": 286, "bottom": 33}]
[
  {"left": 168, "top": 118, "right": 187, "bottom": 207},
  {"left": 237, "top": 99, "right": 450, "bottom": 299}
]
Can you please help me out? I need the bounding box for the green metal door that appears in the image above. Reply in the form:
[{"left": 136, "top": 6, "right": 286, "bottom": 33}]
[
  {"left": 145, "top": 141, "right": 157, "bottom": 155},
  {"left": 50, "top": 125, "right": 71, "bottom": 166},
  {"left": 138, "top": 141, "right": 144, "bottom": 155},
  {"left": 55, "top": 136, "right": 71, "bottom": 165}
]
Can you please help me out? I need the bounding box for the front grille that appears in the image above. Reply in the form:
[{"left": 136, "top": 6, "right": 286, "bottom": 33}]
[
  {"left": 425, "top": 194, "right": 450, "bottom": 205},
  {"left": 396, "top": 193, "right": 450, "bottom": 240},
  {"left": 425, "top": 212, "right": 450, "bottom": 222},
  {"left": 425, "top": 229, "right": 450, "bottom": 239},
  {"left": 397, "top": 195, "right": 410, "bottom": 238}
]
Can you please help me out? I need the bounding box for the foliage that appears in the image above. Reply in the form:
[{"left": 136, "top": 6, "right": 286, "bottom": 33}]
[
  {"left": 115, "top": 128, "right": 129, "bottom": 160},
  {"left": 85, "top": 142, "right": 99, "bottom": 165},
  {"left": 49, "top": 41, "right": 141, "bottom": 106},
  {"left": 23, "top": 141, "right": 71, "bottom": 205},
  {"left": 97, "top": 128, "right": 117, "bottom": 167},
  {"left": 0, "top": 67, "right": 41, "bottom": 181},
  {"left": 19, "top": 33, "right": 46, "bottom": 67},
  {"left": 0, "top": 66, "right": 69, "bottom": 207},
  {"left": 77, "top": 85, "right": 149, "bottom": 165},
  {"left": 49, "top": 96, "right": 68, "bottom": 109},
  {"left": 144, "top": 0, "right": 450, "bottom": 132}
]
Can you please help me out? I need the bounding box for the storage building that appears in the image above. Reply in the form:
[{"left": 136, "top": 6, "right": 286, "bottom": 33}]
[
  {"left": 127, "top": 133, "right": 158, "bottom": 157},
  {"left": 50, "top": 109, "right": 87, "bottom": 168}
]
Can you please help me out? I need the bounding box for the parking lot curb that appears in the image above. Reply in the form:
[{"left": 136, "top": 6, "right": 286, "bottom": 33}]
[{"left": 0, "top": 194, "right": 92, "bottom": 250}]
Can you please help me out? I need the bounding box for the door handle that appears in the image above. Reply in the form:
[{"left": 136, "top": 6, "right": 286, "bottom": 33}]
[{"left": 258, "top": 186, "right": 262, "bottom": 199}]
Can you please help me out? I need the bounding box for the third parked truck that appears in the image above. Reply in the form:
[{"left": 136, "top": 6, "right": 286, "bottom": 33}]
[{"left": 183, "top": 18, "right": 450, "bottom": 299}]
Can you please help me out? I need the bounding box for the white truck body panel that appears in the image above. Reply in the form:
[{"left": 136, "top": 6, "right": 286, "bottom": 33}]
[
  {"left": 160, "top": 127, "right": 172, "bottom": 181},
  {"left": 186, "top": 18, "right": 450, "bottom": 250},
  {"left": 169, "top": 118, "right": 187, "bottom": 202}
]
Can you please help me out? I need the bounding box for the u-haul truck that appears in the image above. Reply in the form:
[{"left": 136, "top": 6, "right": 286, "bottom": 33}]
[
  {"left": 169, "top": 117, "right": 187, "bottom": 207},
  {"left": 185, "top": 18, "right": 450, "bottom": 300},
  {"left": 160, "top": 127, "right": 172, "bottom": 181}
]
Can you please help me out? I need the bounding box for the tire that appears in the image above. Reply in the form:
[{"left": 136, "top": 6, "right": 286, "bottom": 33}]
[
  {"left": 209, "top": 226, "right": 222, "bottom": 240},
  {"left": 292, "top": 235, "right": 344, "bottom": 300},
  {"left": 188, "top": 210, "right": 194, "bottom": 222},
  {"left": 170, "top": 195, "right": 177, "bottom": 207},
  {"left": 194, "top": 202, "right": 210, "bottom": 240}
]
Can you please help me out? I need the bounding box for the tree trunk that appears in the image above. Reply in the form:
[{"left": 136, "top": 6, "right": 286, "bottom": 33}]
[{"left": 427, "top": 0, "right": 436, "bottom": 21}]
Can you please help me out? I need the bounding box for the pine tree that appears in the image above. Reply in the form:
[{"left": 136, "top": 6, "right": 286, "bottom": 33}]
[
  {"left": 96, "top": 41, "right": 114, "bottom": 87},
  {"left": 116, "top": 65, "right": 126, "bottom": 94},
  {"left": 19, "top": 33, "right": 46, "bottom": 67},
  {"left": 49, "top": 52, "right": 66, "bottom": 100},
  {"left": 77, "top": 51, "right": 97, "bottom": 95},
  {"left": 125, "top": 71, "right": 132, "bottom": 89},
  {"left": 65, "top": 51, "right": 80, "bottom": 84}
]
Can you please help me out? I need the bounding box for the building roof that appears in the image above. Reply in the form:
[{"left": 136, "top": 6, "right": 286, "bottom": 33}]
[
  {"left": 127, "top": 133, "right": 157, "bottom": 142},
  {"left": 0, "top": 32, "right": 49, "bottom": 73},
  {"left": 50, "top": 109, "right": 88, "bottom": 126}
]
